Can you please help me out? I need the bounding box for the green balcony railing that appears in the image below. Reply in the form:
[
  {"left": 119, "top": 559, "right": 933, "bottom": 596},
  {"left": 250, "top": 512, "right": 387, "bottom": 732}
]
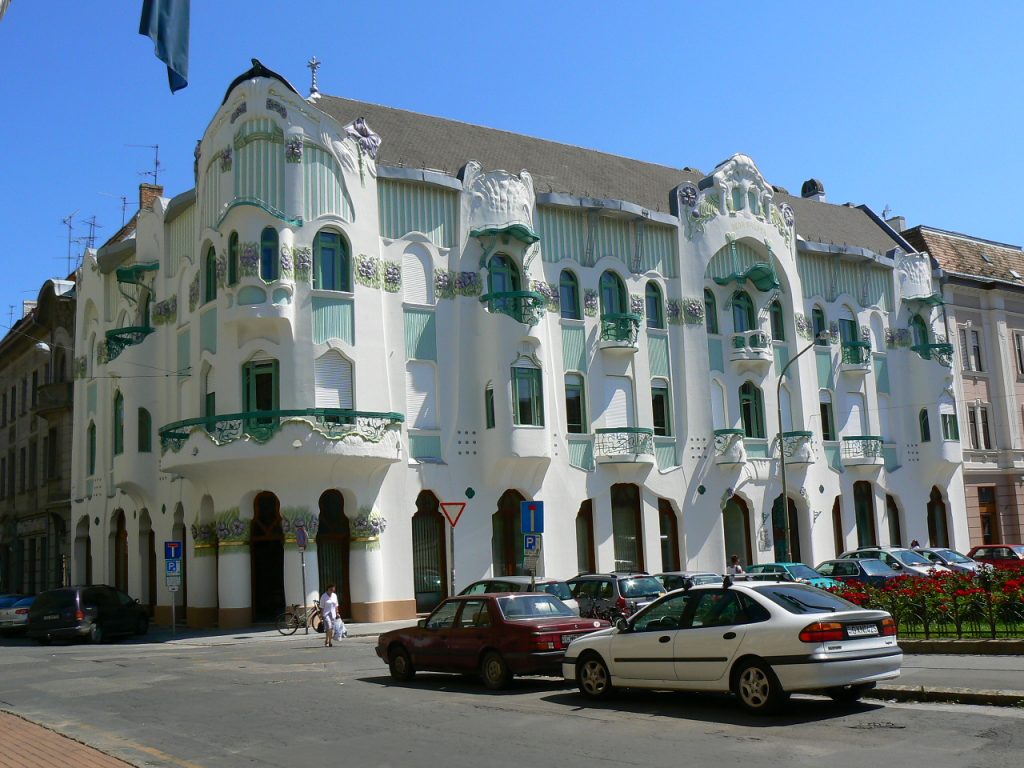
[
  {"left": 780, "top": 430, "right": 814, "bottom": 462},
  {"left": 105, "top": 326, "right": 154, "bottom": 361},
  {"left": 732, "top": 330, "right": 771, "bottom": 351},
  {"left": 600, "top": 312, "right": 643, "bottom": 345},
  {"left": 159, "top": 408, "right": 405, "bottom": 453},
  {"left": 594, "top": 427, "right": 655, "bottom": 457},
  {"left": 841, "top": 435, "right": 883, "bottom": 461},
  {"left": 479, "top": 291, "right": 546, "bottom": 325},
  {"left": 841, "top": 340, "right": 871, "bottom": 366},
  {"left": 713, "top": 427, "right": 745, "bottom": 457},
  {"left": 911, "top": 343, "right": 954, "bottom": 367}
]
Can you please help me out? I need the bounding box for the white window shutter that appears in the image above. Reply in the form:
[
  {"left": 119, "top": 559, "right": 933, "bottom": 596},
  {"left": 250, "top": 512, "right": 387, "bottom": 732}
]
[
  {"left": 403, "top": 249, "right": 431, "bottom": 305},
  {"left": 604, "top": 376, "right": 634, "bottom": 428},
  {"left": 315, "top": 352, "right": 353, "bottom": 409},
  {"left": 406, "top": 362, "right": 437, "bottom": 428}
]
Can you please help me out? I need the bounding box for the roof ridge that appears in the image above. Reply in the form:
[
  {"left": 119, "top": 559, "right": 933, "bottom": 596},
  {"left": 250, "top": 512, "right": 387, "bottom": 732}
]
[{"left": 914, "top": 225, "right": 1023, "bottom": 252}]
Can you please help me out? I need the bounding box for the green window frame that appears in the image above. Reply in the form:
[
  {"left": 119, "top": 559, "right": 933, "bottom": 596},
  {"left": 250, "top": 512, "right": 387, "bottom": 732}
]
[
  {"left": 484, "top": 385, "right": 495, "bottom": 429},
  {"left": 652, "top": 380, "right": 671, "bottom": 436},
  {"left": 87, "top": 422, "right": 96, "bottom": 475},
  {"left": 137, "top": 408, "right": 152, "bottom": 453},
  {"left": 260, "top": 227, "right": 279, "bottom": 282},
  {"left": 739, "top": 381, "right": 765, "bottom": 439},
  {"left": 919, "top": 408, "right": 931, "bottom": 442},
  {"left": 242, "top": 359, "right": 280, "bottom": 413},
  {"left": 820, "top": 392, "right": 835, "bottom": 441},
  {"left": 732, "top": 187, "right": 744, "bottom": 212},
  {"left": 910, "top": 315, "right": 929, "bottom": 347},
  {"left": 487, "top": 254, "right": 520, "bottom": 294},
  {"left": 769, "top": 300, "right": 785, "bottom": 341},
  {"left": 512, "top": 365, "right": 544, "bottom": 427},
  {"left": 204, "top": 246, "right": 218, "bottom": 303},
  {"left": 645, "top": 282, "right": 664, "bottom": 330},
  {"left": 747, "top": 189, "right": 760, "bottom": 215},
  {"left": 704, "top": 289, "right": 719, "bottom": 334},
  {"left": 838, "top": 317, "right": 857, "bottom": 344},
  {"left": 228, "top": 231, "right": 239, "bottom": 286},
  {"left": 313, "top": 229, "right": 350, "bottom": 292},
  {"left": 559, "top": 270, "right": 580, "bottom": 320},
  {"left": 112, "top": 391, "right": 124, "bottom": 456},
  {"left": 812, "top": 306, "right": 827, "bottom": 344},
  {"left": 204, "top": 391, "right": 216, "bottom": 428},
  {"left": 941, "top": 411, "right": 959, "bottom": 441},
  {"left": 565, "top": 373, "right": 587, "bottom": 434},
  {"left": 732, "top": 291, "right": 755, "bottom": 333},
  {"left": 599, "top": 271, "right": 626, "bottom": 315}
]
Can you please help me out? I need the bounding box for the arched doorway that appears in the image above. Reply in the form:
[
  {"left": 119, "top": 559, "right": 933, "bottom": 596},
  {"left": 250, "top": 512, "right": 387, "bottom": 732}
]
[
  {"left": 927, "top": 487, "right": 950, "bottom": 547},
  {"left": 411, "top": 491, "right": 447, "bottom": 613},
  {"left": 138, "top": 509, "right": 156, "bottom": 616},
  {"left": 853, "top": 481, "right": 877, "bottom": 547},
  {"left": 831, "top": 498, "right": 844, "bottom": 557},
  {"left": 317, "top": 491, "right": 351, "bottom": 617},
  {"left": 250, "top": 492, "right": 284, "bottom": 622},
  {"left": 723, "top": 496, "right": 752, "bottom": 567},
  {"left": 612, "top": 484, "right": 644, "bottom": 572},
  {"left": 658, "top": 498, "right": 680, "bottom": 571},
  {"left": 112, "top": 510, "right": 128, "bottom": 592},
  {"left": 492, "top": 490, "right": 524, "bottom": 576},
  {"left": 74, "top": 516, "right": 92, "bottom": 585},
  {"left": 886, "top": 495, "right": 903, "bottom": 547},
  {"left": 771, "top": 495, "right": 801, "bottom": 563},
  {"left": 575, "top": 500, "right": 596, "bottom": 574}
]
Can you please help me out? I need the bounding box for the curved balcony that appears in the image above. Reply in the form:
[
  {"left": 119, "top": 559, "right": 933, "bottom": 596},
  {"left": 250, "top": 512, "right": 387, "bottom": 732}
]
[
  {"left": 840, "top": 341, "right": 872, "bottom": 375},
  {"left": 479, "top": 291, "right": 546, "bottom": 326},
  {"left": 105, "top": 326, "right": 154, "bottom": 362},
  {"left": 911, "top": 343, "right": 954, "bottom": 368},
  {"left": 713, "top": 428, "right": 746, "bottom": 465},
  {"left": 594, "top": 427, "right": 655, "bottom": 465},
  {"left": 599, "top": 312, "right": 642, "bottom": 351},
  {"left": 33, "top": 381, "right": 73, "bottom": 420},
  {"left": 780, "top": 430, "right": 815, "bottom": 464},
  {"left": 840, "top": 435, "right": 884, "bottom": 468},
  {"left": 158, "top": 408, "right": 405, "bottom": 476},
  {"left": 730, "top": 330, "right": 772, "bottom": 372}
]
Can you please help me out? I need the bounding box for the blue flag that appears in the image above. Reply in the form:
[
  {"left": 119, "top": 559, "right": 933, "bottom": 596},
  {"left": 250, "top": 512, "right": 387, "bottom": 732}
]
[{"left": 139, "top": 0, "right": 190, "bottom": 93}]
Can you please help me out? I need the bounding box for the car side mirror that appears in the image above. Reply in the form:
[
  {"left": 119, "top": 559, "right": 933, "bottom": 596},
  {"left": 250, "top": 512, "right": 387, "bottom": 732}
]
[
  {"left": 615, "top": 616, "right": 629, "bottom": 632},
  {"left": 891, "top": 562, "right": 903, "bottom": 570},
  {"left": 417, "top": 619, "right": 426, "bottom": 628}
]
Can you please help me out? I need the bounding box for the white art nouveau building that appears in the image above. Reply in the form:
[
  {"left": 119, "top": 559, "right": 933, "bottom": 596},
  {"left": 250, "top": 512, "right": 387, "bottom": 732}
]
[{"left": 70, "top": 61, "right": 967, "bottom": 627}]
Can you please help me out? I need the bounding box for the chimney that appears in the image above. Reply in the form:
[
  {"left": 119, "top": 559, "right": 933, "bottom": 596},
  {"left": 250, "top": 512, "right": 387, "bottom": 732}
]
[
  {"left": 800, "top": 178, "right": 826, "bottom": 202},
  {"left": 139, "top": 183, "right": 164, "bottom": 212},
  {"left": 886, "top": 215, "right": 907, "bottom": 233}
]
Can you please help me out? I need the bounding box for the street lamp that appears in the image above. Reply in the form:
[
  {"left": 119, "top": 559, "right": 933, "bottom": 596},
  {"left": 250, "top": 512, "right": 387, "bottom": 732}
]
[{"left": 775, "top": 332, "right": 828, "bottom": 562}]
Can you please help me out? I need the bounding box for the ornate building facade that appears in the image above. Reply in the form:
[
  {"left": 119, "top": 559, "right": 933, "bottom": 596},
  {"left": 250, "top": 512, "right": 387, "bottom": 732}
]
[{"left": 70, "top": 61, "right": 966, "bottom": 627}]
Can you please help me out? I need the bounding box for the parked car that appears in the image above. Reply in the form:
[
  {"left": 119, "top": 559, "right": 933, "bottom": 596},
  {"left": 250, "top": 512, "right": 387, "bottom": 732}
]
[
  {"left": 656, "top": 571, "right": 721, "bottom": 591},
  {"left": 375, "top": 593, "right": 609, "bottom": 689},
  {"left": 27, "top": 585, "right": 149, "bottom": 644},
  {"left": 0, "top": 593, "right": 27, "bottom": 609},
  {"left": 967, "top": 545, "right": 1024, "bottom": 571},
  {"left": 841, "top": 547, "right": 950, "bottom": 577},
  {"left": 563, "top": 579, "right": 901, "bottom": 714},
  {"left": 743, "top": 562, "right": 842, "bottom": 589},
  {"left": 567, "top": 573, "right": 666, "bottom": 621},
  {"left": 815, "top": 558, "right": 904, "bottom": 587},
  {"left": 460, "top": 576, "right": 578, "bottom": 614},
  {"left": 915, "top": 547, "right": 987, "bottom": 574},
  {"left": 0, "top": 596, "right": 35, "bottom": 634}
]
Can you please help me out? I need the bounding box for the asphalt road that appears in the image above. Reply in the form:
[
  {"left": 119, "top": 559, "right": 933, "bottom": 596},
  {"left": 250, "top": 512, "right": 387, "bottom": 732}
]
[{"left": 0, "top": 634, "right": 1021, "bottom": 768}]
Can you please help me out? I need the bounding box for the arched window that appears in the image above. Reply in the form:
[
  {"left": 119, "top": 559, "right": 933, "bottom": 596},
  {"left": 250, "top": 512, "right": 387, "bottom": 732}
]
[
  {"left": 910, "top": 315, "right": 929, "bottom": 347},
  {"left": 564, "top": 373, "right": 587, "bottom": 433},
  {"left": 853, "top": 480, "right": 877, "bottom": 547},
  {"left": 927, "top": 487, "right": 949, "bottom": 547},
  {"left": 645, "top": 282, "right": 664, "bottom": 329},
  {"left": 812, "top": 306, "right": 827, "bottom": 344},
  {"left": 204, "top": 246, "right": 217, "bottom": 303},
  {"left": 820, "top": 390, "right": 836, "bottom": 441},
  {"left": 658, "top": 498, "right": 680, "bottom": 571},
  {"left": 87, "top": 422, "right": 96, "bottom": 475},
  {"left": 484, "top": 383, "right": 495, "bottom": 429},
  {"left": 732, "top": 291, "right": 755, "bottom": 333},
  {"left": 559, "top": 270, "right": 580, "bottom": 320},
  {"left": 260, "top": 227, "right": 279, "bottom": 281},
  {"left": 228, "top": 232, "right": 239, "bottom": 285},
  {"left": 739, "top": 381, "right": 765, "bottom": 438},
  {"left": 314, "top": 229, "right": 350, "bottom": 292},
  {"left": 886, "top": 495, "right": 902, "bottom": 547},
  {"left": 704, "top": 289, "right": 719, "bottom": 334},
  {"left": 137, "top": 408, "right": 152, "bottom": 453},
  {"left": 747, "top": 189, "right": 760, "bottom": 216},
  {"left": 487, "top": 254, "right": 521, "bottom": 316},
  {"left": 512, "top": 358, "right": 544, "bottom": 427},
  {"left": 769, "top": 299, "right": 785, "bottom": 341},
  {"left": 919, "top": 408, "right": 931, "bottom": 442},
  {"left": 599, "top": 270, "right": 627, "bottom": 316},
  {"left": 113, "top": 391, "right": 124, "bottom": 456},
  {"left": 652, "top": 379, "right": 671, "bottom": 436}
]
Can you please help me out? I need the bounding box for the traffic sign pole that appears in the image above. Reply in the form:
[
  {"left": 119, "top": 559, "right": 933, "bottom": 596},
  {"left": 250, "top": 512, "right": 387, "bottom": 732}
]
[
  {"left": 165, "top": 540, "right": 183, "bottom": 637},
  {"left": 440, "top": 502, "right": 466, "bottom": 598},
  {"left": 297, "top": 525, "right": 309, "bottom": 635}
]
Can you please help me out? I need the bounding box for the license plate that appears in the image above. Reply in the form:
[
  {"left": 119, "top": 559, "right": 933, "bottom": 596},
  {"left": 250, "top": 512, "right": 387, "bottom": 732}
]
[
  {"left": 561, "top": 633, "right": 583, "bottom": 645},
  {"left": 847, "top": 623, "right": 878, "bottom": 637},
  {"left": 44, "top": 614, "right": 59, "bottom": 621}
]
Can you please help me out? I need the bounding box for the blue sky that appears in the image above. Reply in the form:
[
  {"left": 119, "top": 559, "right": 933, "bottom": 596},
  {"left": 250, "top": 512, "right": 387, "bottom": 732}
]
[{"left": 2, "top": 1, "right": 1022, "bottom": 332}]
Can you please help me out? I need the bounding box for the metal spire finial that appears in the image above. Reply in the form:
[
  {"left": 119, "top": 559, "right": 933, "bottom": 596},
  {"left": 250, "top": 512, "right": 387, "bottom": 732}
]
[{"left": 307, "top": 56, "right": 321, "bottom": 100}]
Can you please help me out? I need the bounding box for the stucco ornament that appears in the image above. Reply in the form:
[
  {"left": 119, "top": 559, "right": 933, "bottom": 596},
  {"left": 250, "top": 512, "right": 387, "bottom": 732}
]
[
  {"left": 677, "top": 184, "right": 699, "bottom": 210},
  {"left": 462, "top": 161, "right": 539, "bottom": 244},
  {"left": 708, "top": 154, "right": 774, "bottom": 218},
  {"left": 345, "top": 117, "right": 382, "bottom": 160},
  {"left": 352, "top": 508, "right": 387, "bottom": 550},
  {"left": 894, "top": 247, "right": 936, "bottom": 301}
]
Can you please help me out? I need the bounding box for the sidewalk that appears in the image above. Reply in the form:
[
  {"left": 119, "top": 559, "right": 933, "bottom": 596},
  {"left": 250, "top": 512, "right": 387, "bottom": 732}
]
[
  {"left": 135, "top": 617, "right": 416, "bottom": 646},
  {"left": 0, "top": 711, "right": 131, "bottom": 768}
]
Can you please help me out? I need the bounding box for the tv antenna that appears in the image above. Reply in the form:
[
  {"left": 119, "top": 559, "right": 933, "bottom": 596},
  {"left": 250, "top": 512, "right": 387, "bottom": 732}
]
[
  {"left": 80, "top": 215, "right": 102, "bottom": 250},
  {"left": 882, "top": 204, "right": 892, "bottom": 219},
  {"left": 61, "top": 210, "right": 79, "bottom": 274},
  {"left": 127, "top": 143, "right": 162, "bottom": 185},
  {"left": 100, "top": 192, "right": 130, "bottom": 227}
]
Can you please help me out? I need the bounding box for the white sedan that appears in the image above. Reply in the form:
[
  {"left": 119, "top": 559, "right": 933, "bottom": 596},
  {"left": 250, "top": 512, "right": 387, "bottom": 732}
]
[{"left": 563, "top": 579, "right": 901, "bottom": 714}]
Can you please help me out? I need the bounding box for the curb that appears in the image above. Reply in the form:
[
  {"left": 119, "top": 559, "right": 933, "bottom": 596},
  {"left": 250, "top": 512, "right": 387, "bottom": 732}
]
[
  {"left": 899, "top": 638, "right": 1024, "bottom": 655},
  {"left": 872, "top": 684, "right": 1024, "bottom": 708}
]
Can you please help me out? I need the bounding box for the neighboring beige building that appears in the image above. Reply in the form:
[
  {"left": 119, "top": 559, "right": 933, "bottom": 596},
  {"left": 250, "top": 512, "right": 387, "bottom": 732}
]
[{"left": 902, "top": 225, "right": 1024, "bottom": 546}]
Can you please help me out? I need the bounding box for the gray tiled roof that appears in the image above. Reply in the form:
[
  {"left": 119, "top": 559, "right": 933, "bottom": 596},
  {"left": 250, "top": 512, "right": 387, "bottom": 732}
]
[{"left": 316, "top": 95, "right": 904, "bottom": 256}]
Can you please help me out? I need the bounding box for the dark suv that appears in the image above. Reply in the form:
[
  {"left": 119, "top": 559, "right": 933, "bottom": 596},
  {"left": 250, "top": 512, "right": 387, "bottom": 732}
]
[
  {"left": 27, "top": 585, "right": 149, "bottom": 645},
  {"left": 567, "top": 572, "right": 665, "bottom": 621}
]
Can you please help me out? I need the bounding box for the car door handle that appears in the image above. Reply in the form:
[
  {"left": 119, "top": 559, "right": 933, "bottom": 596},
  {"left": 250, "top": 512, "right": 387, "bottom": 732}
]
[
  {"left": 659, "top": 635, "right": 671, "bottom": 643},
  {"left": 722, "top": 632, "right": 736, "bottom": 640}
]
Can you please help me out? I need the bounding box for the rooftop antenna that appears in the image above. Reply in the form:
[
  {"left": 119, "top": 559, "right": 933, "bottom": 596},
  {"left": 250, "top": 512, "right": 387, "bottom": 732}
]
[
  {"left": 61, "top": 210, "right": 78, "bottom": 274},
  {"left": 100, "top": 192, "right": 130, "bottom": 227},
  {"left": 80, "top": 215, "right": 102, "bottom": 250},
  {"left": 7, "top": 305, "right": 14, "bottom": 328},
  {"left": 128, "top": 143, "right": 162, "bottom": 185},
  {"left": 882, "top": 204, "right": 892, "bottom": 219},
  {"left": 307, "top": 55, "right": 321, "bottom": 100}
]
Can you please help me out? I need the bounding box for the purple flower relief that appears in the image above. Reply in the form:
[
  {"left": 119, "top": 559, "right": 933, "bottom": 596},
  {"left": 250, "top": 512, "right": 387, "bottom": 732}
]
[
  {"left": 434, "top": 269, "right": 453, "bottom": 296},
  {"left": 584, "top": 289, "right": 599, "bottom": 314},
  {"left": 345, "top": 117, "right": 382, "bottom": 160},
  {"left": 455, "top": 271, "right": 479, "bottom": 293},
  {"left": 678, "top": 184, "right": 699, "bottom": 209},
  {"left": 357, "top": 256, "right": 379, "bottom": 282},
  {"left": 230, "top": 519, "right": 247, "bottom": 537},
  {"left": 280, "top": 250, "right": 293, "bottom": 273},
  {"left": 285, "top": 137, "right": 303, "bottom": 163},
  {"left": 630, "top": 295, "right": 644, "bottom": 315},
  {"left": 219, "top": 147, "right": 232, "bottom": 172},
  {"left": 666, "top": 299, "right": 682, "bottom": 320},
  {"left": 216, "top": 522, "right": 230, "bottom": 540},
  {"left": 240, "top": 243, "right": 259, "bottom": 275},
  {"left": 266, "top": 98, "right": 287, "bottom": 120},
  {"left": 383, "top": 262, "right": 402, "bottom": 290},
  {"left": 293, "top": 247, "right": 312, "bottom": 275},
  {"left": 190, "top": 524, "right": 198, "bottom": 540}
]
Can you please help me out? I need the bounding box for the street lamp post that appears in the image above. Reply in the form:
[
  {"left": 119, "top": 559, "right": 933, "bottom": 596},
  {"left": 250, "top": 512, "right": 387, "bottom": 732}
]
[{"left": 775, "top": 333, "right": 826, "bottom": 562}]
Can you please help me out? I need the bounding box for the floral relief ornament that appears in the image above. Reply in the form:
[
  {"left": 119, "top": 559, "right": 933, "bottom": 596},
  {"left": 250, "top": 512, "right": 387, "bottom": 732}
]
[
  {"left": 219, "top": 147, "right": 232, "bottom": 172},
  {"left": 279, "top": 247, "right": 293, "bottom": 278},
  {"left": 188, "top": 273, "right": 200, "bottom": 312},
  {"left": 434, "top": 269, "right": 481, "bottom": 300},
  {"left": 630, "top": 294, "right": 645, "bottom": 316},
  {"left": 530, "top": 280, "right": 560, "bottom": 312},
  {"left": 240, "top": 242, "right": 259, "bottom": 277},
  {"left": 292, "top": 246, "right": 312, "bottom": 282},
  {"left": 352, "top": 508, "right": 387, "bottom": 549},
  {"left": 285, "top": 136, "right": 303, "bottom": 163},
  {"left": 583, "top": 289, "right": 599, "bottom": 317},
  {"left": 214, "top": 508, "right": 249, "bottom": 546},
  {"left": 682, "top": 297, "right": 705, "bottom": 324},
  {"left": 794, "top": 312, "right": 812, "bottom": 340}
]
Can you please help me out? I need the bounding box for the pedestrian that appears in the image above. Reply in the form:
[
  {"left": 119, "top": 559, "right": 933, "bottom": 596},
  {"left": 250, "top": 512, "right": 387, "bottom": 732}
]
[
  {"left": 320, "top": 583, "right": 339, "bottom": 647},
  {"left": 727, "top": 554, "right": 745, "bottom": 575},
  {"left": 910, "top": 539, "right": 921, "bottom": 549}
]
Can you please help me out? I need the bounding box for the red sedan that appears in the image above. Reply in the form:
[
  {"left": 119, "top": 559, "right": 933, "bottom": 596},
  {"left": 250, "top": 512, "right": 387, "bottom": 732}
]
[
  {"left": 967, "top": 545, "right": 1024, "bottom": 571},
  {"left": 376, "top": 593, "right": 609, "bottom": 690}
]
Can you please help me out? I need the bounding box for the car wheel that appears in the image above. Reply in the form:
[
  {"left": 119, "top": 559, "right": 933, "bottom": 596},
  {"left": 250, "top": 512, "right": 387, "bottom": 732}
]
[
  {"left": 480, "top": 651, "right": 511, "bottom": 690},
  {"left": 388, "top": 646, "right": 415, "bottom": 682},
  {"left": 135, "top": 616, "right": 149, "bottom": 636},
  {"left": 732, "top": 659, "right": 786, "bottom": 715},
  {"left": 576, "top": 653, "right": 613, "bottom": 700},
  {"left": 827, "top": 682, "right": 875, "bottom": 704},
  {"left": 89, "top": 623, "right": 104, "bottom": 644},
  {"left": 36, "top": 636, "right": 51, "bottom": 646}
]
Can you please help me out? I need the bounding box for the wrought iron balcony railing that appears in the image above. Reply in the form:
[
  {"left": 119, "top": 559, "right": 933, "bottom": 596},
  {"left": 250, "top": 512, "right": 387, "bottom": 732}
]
[
  {"left": 479, "top": 291, "right": 546, "bottom": 325},
  {"left": 732, "top": 330, "right": 770, "bottom": 351},
  {"left": 105, "top": 326, "right": 154, "bottom": 361},
  {"left": 841, "top": 340, "right": 871, "bottom": 366},
  {"left": 599, "top": 313, "right": 643, "bottom": 345},
  {"left": 780, "top": 430, "right": 814, "bottom": 463},
  {"left": 594, "top": 427, "right": 655, "bottom": 458},
  {"left": 840, "top": 435, "right": 884, "bottom": 464},
  {"left": 911, "top": 343, "right": 954, "bottom": 367},
  {"left": 159, "top": 408, "right": 405, "bottom": 453}
]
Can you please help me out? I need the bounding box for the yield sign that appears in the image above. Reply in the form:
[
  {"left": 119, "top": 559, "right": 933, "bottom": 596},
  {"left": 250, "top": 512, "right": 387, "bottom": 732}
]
[{"left": 440, "top": 502, "right": 466, "bottom": 527}]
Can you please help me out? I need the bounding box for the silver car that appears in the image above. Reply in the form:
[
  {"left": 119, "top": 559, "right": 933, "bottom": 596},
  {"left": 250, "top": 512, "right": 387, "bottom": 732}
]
[
  {"left": 915, "top": 547, "right": 987, "bottom": 574},
  {"left": 841, "top": 547, "right": 950, "bottom": 577},
  {"left": 460, "top": 576, "right": 579, "bottom": 615}
]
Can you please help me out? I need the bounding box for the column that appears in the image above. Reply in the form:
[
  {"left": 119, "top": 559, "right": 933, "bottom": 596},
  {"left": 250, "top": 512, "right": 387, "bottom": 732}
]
[
  {"left": 217, "top": 541, "right": 251, "bottom": 629},
  {"left": 184, "top": 534, "right": 218, "bottom": 629}
]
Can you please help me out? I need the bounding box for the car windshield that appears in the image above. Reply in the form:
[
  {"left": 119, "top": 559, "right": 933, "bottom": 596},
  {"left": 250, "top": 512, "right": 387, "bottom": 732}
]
[
  {"left": 861, "top": 559, "right": 897, "bottom": 575},
  {"left": 619, "top": 577, "right": 665, "bottom": 598},
  {"left": 933, "top": 549, "right": 971, "bottom": 564},
  {"left": 32, "top": 590, "right": 75, "bottom": 612},
  {"left": 895, "top": 550, "right": 932, "bottom": 566},
  {"left": 755, "top": 584, "right": 859, "bottom": 614},
  {"left": 787, "top": 564, "right": 824, "bottom": 580},
  {"left": 497, "top": 594, "right": 575, "bottom": 620},
  {"left": 1011, "top": 546, "right": 1024, "bottom": 556},
  {"left": 535, "top": 582, "right": 573, "bottom": 601}
]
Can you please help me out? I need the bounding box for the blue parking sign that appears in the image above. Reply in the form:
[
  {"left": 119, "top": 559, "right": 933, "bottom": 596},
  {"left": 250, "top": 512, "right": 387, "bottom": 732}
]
[
  {"left": 521, "top": 501, "right": 544, "bottom": 533},
  {"left": 164, "top": 541, "right": 182, "bottom": 560}
]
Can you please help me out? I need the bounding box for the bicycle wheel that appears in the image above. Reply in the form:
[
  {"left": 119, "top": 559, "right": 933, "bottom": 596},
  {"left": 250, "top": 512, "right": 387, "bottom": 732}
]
[
  {"left": 276, "top": 611, "right": 299, "bottom": 636},
  {"left": 311, "top": 610, "right": 324, "bottom": 633}
]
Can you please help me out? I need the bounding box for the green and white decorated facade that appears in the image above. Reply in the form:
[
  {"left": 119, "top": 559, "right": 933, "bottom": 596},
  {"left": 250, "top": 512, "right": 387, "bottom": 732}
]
[{"left": 70, "top": 62, "right": 966, "bottom": 627}]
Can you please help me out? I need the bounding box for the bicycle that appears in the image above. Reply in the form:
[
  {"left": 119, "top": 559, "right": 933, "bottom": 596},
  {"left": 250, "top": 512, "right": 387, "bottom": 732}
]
[{"left": 276, "top": 599, "right": 323, "bottom": 635}]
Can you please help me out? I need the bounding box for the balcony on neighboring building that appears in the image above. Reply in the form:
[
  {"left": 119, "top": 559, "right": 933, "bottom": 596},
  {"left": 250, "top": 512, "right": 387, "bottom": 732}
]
[
  {"left": 713, "top": 428, "right": 747, "bottom": 465},
  {"left": 730, "top": 330, "right": 772, "bottom": 372},
  {"left": 105, "top": 326, "right": 154, "bottom": 362},
  {"left": 594, "top": 427, "right": 655, "bottom": 465},
  {"left": 840, "top": 435, "right": 884, "bottom": 468},
  {"left": 33, "top": 381, "right": 73, "bottom": 420},
  {"left": 599, "top": 313, "right": 642, "bottom": 351},
  {"left": 910, "top": 343, "right": 954, "bottom": 367},
  {"left": 840, "top": 341, "right": 872, "bottom": 375},
  {"left": 780, "top": 430, "right": 815, "bottom": 464},
  {"left": 479, "top": 291, "right": 546, "bottom": 326}
]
